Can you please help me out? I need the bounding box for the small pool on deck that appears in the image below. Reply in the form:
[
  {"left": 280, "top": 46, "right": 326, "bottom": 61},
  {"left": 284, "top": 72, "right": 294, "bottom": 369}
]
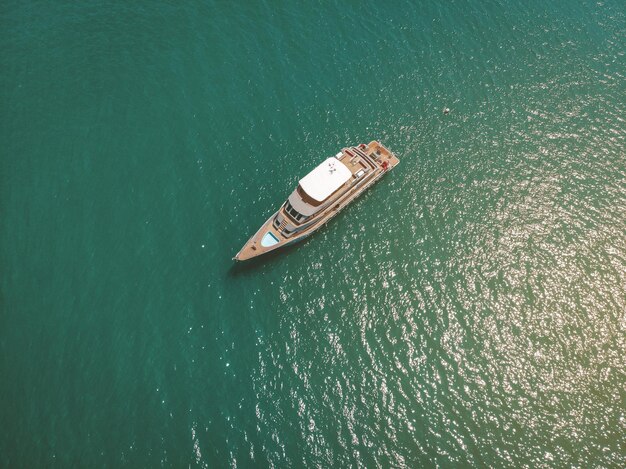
[{"left": 261, "top": 231, "right": 280, "bottom": 247}]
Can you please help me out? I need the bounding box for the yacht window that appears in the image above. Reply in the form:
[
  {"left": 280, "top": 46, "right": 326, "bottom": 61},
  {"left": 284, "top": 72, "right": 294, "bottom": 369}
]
[{"left": 286, "top": 204, "right": 305, "bottom": 222}]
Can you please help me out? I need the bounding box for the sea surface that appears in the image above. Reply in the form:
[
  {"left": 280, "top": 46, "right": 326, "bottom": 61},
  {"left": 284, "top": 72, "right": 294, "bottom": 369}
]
[{"left": 1, "top": 1, "right": 625, "bottom": 467}]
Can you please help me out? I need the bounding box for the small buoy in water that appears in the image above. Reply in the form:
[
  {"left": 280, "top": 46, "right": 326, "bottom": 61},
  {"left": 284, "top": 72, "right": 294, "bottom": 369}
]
[{"left": 443, "top": 107, "right": 450, "bottom": 115}]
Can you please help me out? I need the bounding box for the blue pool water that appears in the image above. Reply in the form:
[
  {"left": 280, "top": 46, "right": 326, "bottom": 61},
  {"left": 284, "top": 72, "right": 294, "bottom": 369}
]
[{"left": 261, "top": 231, "right": 280, "bottom": 247}]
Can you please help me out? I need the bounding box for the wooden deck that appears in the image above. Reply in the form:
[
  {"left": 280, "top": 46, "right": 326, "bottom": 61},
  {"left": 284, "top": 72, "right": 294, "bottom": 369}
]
[{"left": 234, "top": 141, "right": 399, "bottom": 261}]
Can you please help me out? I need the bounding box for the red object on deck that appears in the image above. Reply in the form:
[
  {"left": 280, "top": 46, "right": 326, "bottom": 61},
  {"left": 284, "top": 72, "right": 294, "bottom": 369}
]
[{"left": 382, "top": 161, "right": 389, "bottom": 170}]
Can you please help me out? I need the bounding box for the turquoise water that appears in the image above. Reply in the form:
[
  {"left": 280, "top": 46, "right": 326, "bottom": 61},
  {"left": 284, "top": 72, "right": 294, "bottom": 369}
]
[{"left": 2, "top": 0, "right": 625, "bottom": 467}]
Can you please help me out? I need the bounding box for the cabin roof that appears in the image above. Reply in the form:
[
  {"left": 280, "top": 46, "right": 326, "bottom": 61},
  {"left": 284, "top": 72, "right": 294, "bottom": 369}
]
[
  {"left": 299, "top": 157, "right": 352, "bottom": 202},
  {"left": 288, "top": 186, "right": 322, "bottom": 217}
]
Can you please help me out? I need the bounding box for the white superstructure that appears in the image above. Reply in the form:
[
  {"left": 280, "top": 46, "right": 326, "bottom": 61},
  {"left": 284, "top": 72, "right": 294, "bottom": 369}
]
[{"left": 299, "top": 157, "right": 352, "bottom": 202}]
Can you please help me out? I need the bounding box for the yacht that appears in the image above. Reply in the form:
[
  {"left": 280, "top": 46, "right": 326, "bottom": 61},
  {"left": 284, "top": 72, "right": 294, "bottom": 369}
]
[{"left": 234, "top": 141, "right": 399, "bottom": 261}]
